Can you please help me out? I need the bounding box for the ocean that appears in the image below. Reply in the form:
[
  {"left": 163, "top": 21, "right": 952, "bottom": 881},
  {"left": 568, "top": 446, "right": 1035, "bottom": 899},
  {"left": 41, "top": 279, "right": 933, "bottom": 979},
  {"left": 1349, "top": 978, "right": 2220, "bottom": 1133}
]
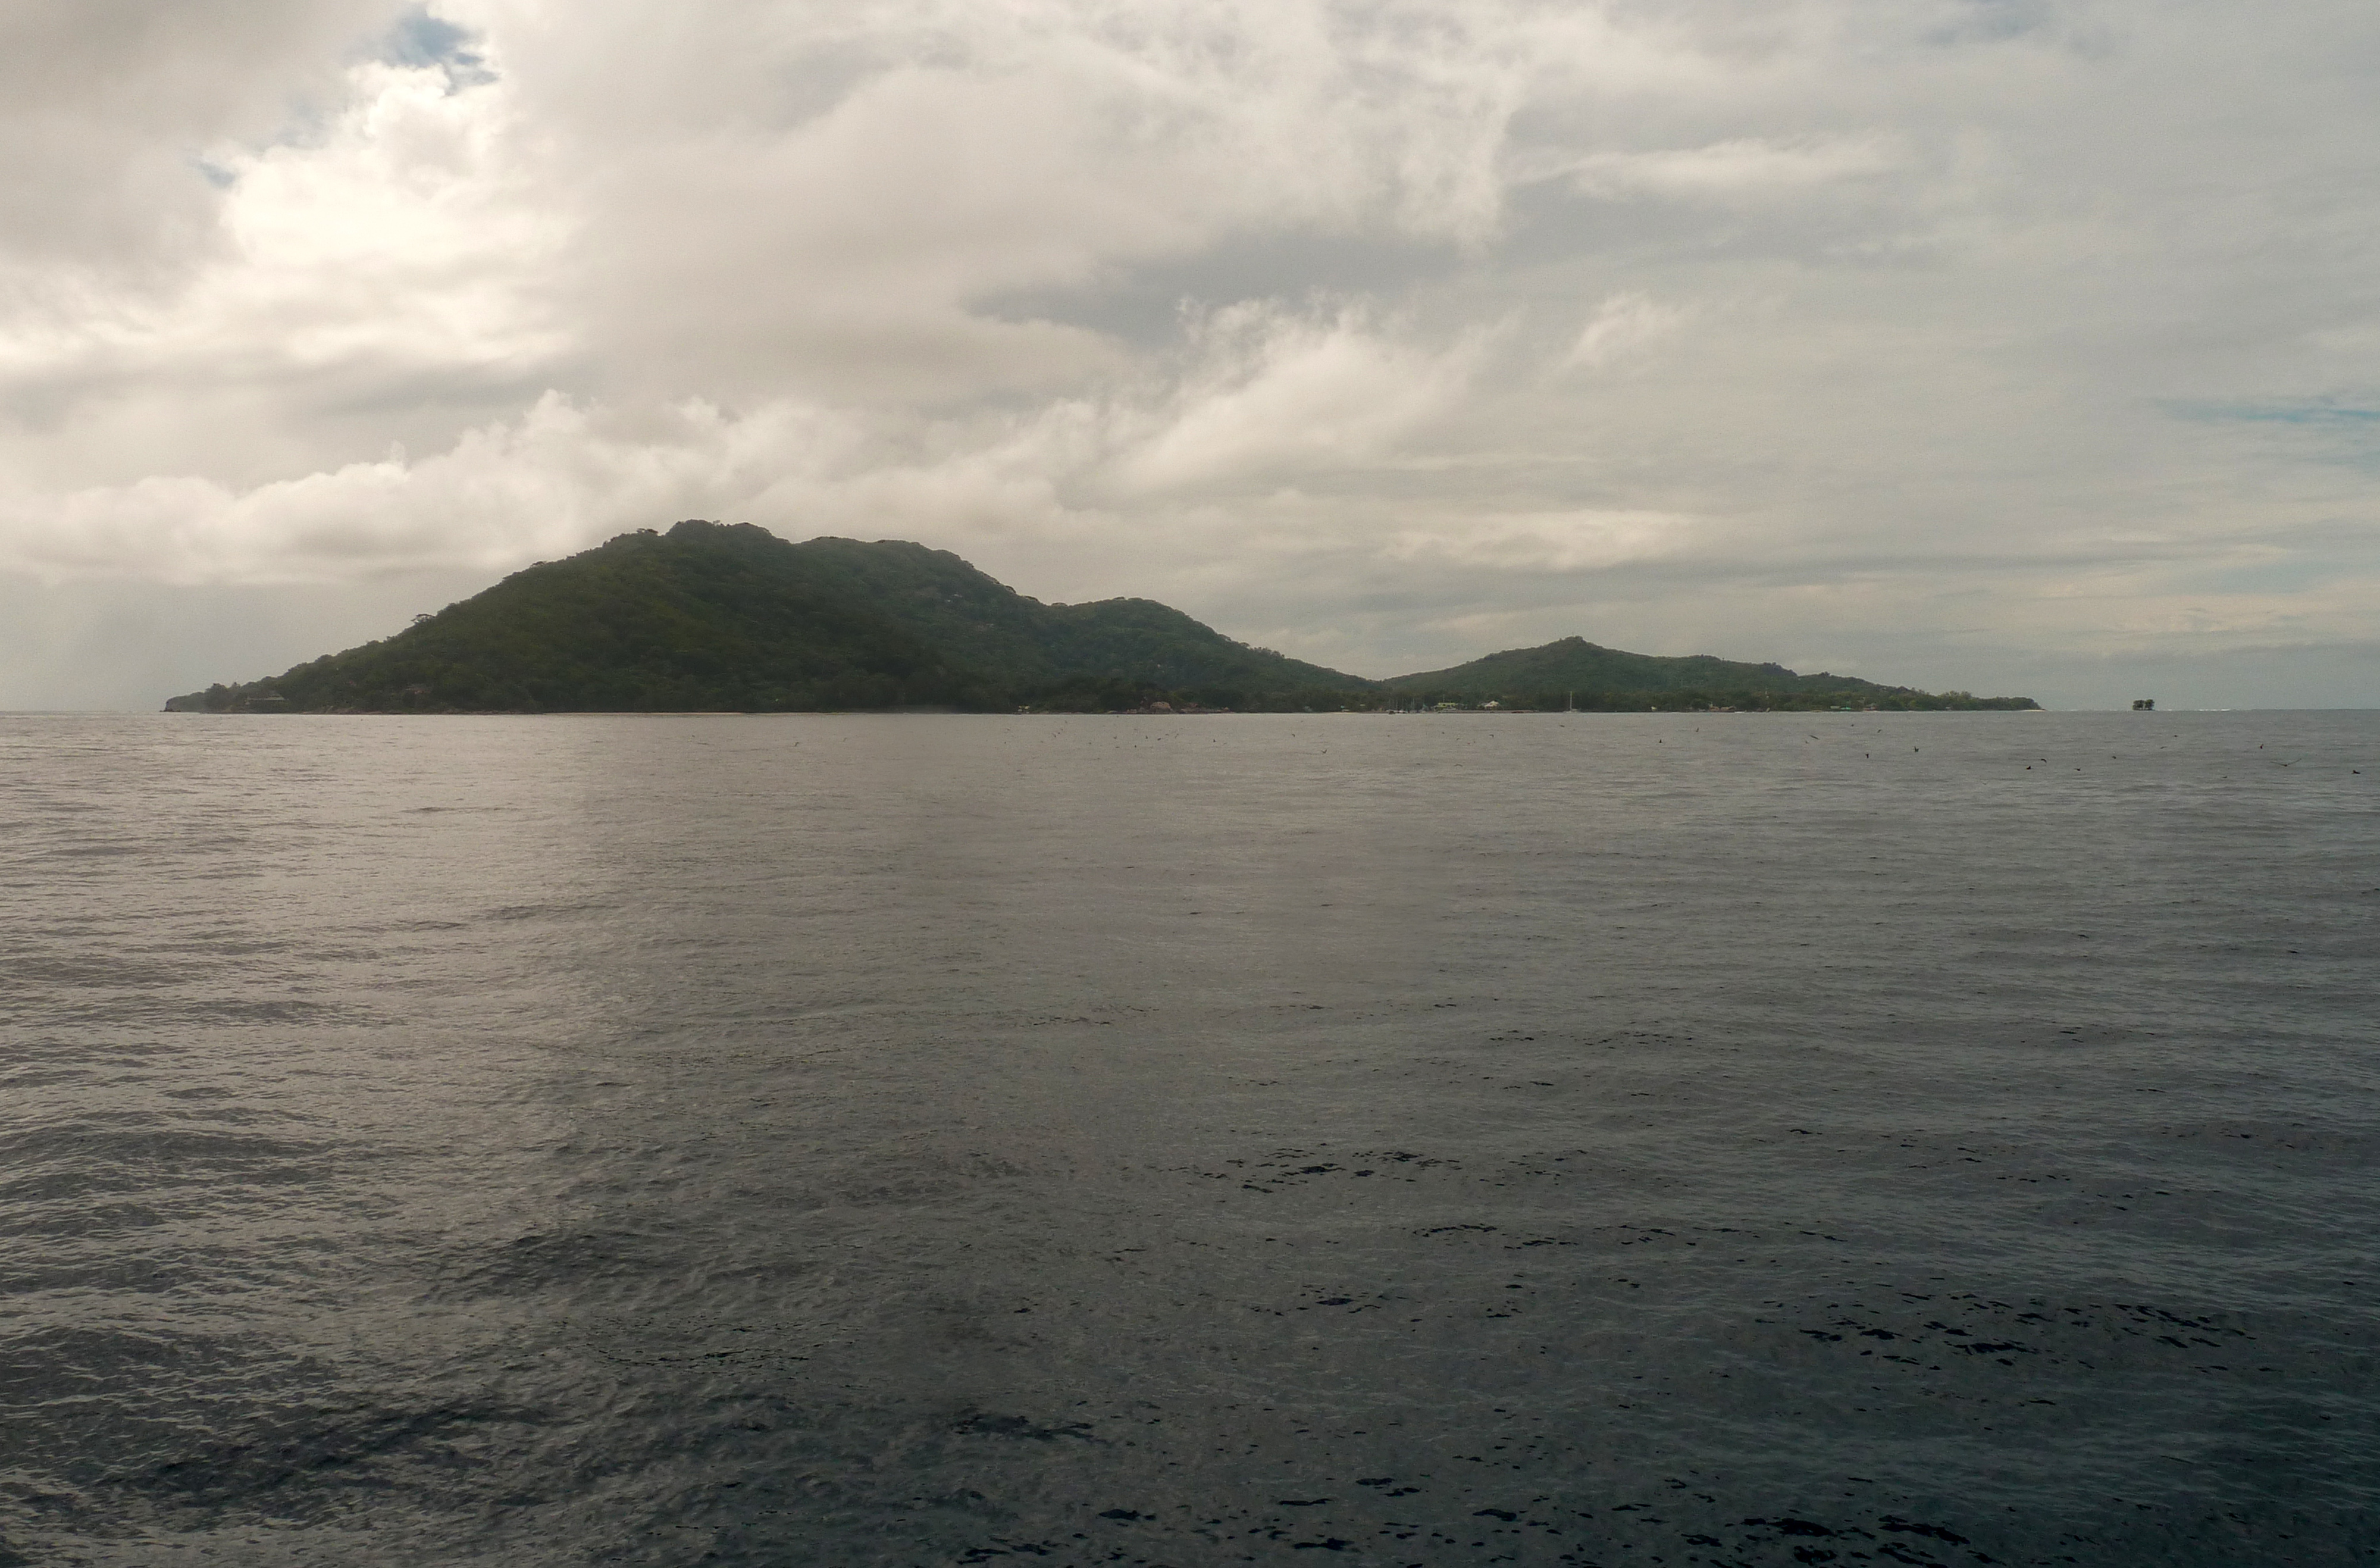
[{"left": 2, "top": 710, "right": 2375, "bottom": 1566}]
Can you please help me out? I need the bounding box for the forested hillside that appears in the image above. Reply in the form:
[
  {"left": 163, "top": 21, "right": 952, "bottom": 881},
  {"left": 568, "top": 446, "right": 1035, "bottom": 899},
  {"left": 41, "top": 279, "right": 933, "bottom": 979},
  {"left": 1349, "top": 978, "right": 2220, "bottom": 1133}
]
[
  {"left": 1383, "top": 636, "right": 2037, "bottom": 711},
  {"left": 167, "top": 522, "right": 1372, "bottom": 713},
  {"left": 167, "top": 523, "right": 2037, "bottom": 713}
]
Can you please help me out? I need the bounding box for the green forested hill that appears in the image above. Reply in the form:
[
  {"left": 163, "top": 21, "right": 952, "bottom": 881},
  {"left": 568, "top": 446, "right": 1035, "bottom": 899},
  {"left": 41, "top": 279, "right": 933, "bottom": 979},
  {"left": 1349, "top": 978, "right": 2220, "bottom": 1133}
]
[
  {"left": 1386, "top": 636, "right": 1902, "bottom": 697},
  {"left": 784, "top": 537, "right": 1358, "bottom": 698},
  {"left": 1382, "top": 635, "right": 2037, "bottom": 711},
  {"left": 1041, "top": 598, "right": 1357, "bottom": 694},
  {"left": 165, "top": 521, "right": 2037, "bottom": 713},
  {"left": 774, "top": 536, "right": 1069, "bottom": 687},
  {"left": 167, "top": 521, "right": 1374, "bottom": 713},
  {"left": 178, "top": 524, "right": 998, "bottom": 713}
]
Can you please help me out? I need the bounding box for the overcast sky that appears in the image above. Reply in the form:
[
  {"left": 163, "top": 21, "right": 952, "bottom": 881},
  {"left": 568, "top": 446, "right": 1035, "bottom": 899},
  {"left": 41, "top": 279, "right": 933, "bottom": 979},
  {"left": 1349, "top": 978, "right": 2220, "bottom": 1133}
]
[{"left": 4, "top": 0, "right": 2376, "bottom": 709}]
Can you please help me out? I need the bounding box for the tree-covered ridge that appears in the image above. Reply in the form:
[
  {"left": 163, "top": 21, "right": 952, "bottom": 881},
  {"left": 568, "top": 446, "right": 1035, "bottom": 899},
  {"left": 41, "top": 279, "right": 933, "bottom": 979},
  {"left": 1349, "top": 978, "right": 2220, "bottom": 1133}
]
[
  {"left": 174, "top": 522, "right": 999, "bottom": 714},
  {"left": 1381, "top": 636, "right": 2037, "bottom": 711},
  {"left": 167, "top": 521, "right": 1377, "bottom": 714},
  {"left": 1386, "top": 635, "right": 1897, "bottom": 697},
  {"left": 1041, "top": 599, "right": 1357, "bottom": 691},
  {"left": 1385, "top": 686, "right": 2039, "bottom": 713},
  {"left": 781, "top": 536, "right": 1071, "bottom": 687},
  {"left": 165, "top": 522, "right": 2038, "bottom": 713},
  {"left": 782, "top": 537, "right": 1357, "bottom": 694}
]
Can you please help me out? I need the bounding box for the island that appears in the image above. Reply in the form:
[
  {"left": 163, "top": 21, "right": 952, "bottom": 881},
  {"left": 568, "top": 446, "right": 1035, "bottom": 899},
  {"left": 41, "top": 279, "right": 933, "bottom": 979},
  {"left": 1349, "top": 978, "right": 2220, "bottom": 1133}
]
[{"left": 165, "top": 521, "right": 2040, "bottom": 714}]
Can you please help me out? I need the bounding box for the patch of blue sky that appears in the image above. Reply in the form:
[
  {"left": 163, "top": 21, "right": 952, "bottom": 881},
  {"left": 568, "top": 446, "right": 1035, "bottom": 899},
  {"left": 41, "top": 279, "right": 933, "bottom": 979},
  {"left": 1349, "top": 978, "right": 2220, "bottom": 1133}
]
[
  {"left": 2163, "top": 397, "right": 2380, "bottom": 426},
  {"left": 1924, "top": 0, "right": 2058, "bottom": 48},
  {"left": 378, "top": 6, "right": 497, "bottom": 90},
  {"left": 2159, "top": 398, "right": 2380, "bottom": 473},
  {"left": 2184, "top": 556, "right": 2356, "bottom": 597}
]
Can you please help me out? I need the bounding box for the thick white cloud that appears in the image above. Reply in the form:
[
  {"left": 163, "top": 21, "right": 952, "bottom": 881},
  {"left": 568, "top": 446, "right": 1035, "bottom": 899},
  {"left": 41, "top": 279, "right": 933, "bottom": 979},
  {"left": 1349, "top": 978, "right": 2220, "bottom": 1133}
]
[{"left": 2, "top": 0, "right": 2377, "bottom": 708}]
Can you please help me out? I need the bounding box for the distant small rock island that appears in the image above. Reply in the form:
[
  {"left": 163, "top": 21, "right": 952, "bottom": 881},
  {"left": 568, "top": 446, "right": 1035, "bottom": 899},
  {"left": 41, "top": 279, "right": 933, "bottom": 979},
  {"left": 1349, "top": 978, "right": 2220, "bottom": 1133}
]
[{"left": 165, "top": 521, "right": 2040, "bottom": 714}]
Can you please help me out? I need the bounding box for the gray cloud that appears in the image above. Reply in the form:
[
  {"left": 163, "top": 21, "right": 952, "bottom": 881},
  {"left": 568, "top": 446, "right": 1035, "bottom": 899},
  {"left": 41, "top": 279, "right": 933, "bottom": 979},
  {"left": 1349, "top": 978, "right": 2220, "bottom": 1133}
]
[
  {"left": 2, "top": 0, "right": 2376, "bottom": 707},
  {"left": 0, "top": 0, "right": 405, "bottom": 284}
]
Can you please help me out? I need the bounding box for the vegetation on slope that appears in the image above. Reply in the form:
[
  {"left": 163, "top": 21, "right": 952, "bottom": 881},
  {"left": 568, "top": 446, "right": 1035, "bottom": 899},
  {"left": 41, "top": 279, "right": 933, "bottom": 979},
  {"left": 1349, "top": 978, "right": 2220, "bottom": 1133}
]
[
  {"left": 167, "top": 521, "right": 1373, "bottom": 713},
  {"left": 174, "top": 524, "right": 993, "bottom": 713},
  {"left": 1382, "top": 636, "right": 2038, "bottom": 711},
  {"left": 165, "top": 522, "right": 2037, "bottom": 714},
  {"left": 788, "top": 537, "right": 1360, "bottom": 700}
]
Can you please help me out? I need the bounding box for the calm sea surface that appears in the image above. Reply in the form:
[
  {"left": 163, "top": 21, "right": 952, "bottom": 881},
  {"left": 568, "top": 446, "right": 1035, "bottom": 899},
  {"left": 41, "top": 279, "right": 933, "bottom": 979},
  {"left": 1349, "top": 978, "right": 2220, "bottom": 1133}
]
[{"left": 3, "top": 711, "right": 2376, "bottom": 1567}]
